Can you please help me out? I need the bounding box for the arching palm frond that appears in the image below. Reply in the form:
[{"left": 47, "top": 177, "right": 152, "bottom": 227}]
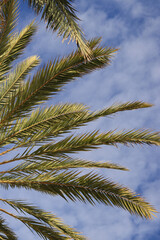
[
  {"left": 25, "top": 0, "right": 91, "bottom": 59},
  {"left": 0, "top": 0, "right": 159, "bottom": 239},
  {"left": 0, "top": 198, "right": 86, "bottom": 240}
]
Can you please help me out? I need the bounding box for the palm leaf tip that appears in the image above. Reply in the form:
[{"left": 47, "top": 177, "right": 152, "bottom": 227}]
[{"left": 139, "top": 102, "right": 154, "bottom": 108}]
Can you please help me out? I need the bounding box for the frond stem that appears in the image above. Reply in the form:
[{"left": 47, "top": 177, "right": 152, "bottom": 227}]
[
  {"left": 0, "top": 145, "right": 17, "bottom": 156},
  {"left": 0, "top": 208, "right": 18, "bottom": 219}
]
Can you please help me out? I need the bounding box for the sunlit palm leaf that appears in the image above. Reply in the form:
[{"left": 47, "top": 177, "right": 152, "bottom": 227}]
[
  {"left": 32, "top": 129, "right": 160, "bottom": 156},
  {"left": 0, "top": 38, "right": 117, "bottom": 124},
  {"left": 0, "top": 198, "right": 86, "bottom": 240},
  {"left": 0, "top": 0, "right": 18, "bottom": 56},
  {"left": 0, "top": 21, "right": 37, "bottom": 80},
  {"left": 0, "top": 55, "right": 40, "bottom": 105},
  {"left": 0, "top": 155, "right": 128, "bottom": 174},
  {"left": 26, "top": 0, "right": 91, "bottom": 59},
  {"left": 0, "top": 101, "right": 152, "bottom": 147},
  {"left": 0, "top": 171, "right": 157, "bottom": 219},
  {"left": 0, "top": 208, "right": 68, "bottom": 240}
]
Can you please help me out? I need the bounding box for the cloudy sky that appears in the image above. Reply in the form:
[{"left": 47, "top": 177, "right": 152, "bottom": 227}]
[{"left": 2, "top": 0, "right": 160, "bottom": 239}]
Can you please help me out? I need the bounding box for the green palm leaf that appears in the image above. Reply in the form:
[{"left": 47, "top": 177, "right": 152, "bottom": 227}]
[
  {"left": 0, "top": 21, "right": 37, "bottom": 80},
  {"left": 0, "top": 171, "right": 156, "bottom": 219},
  {"left": 0, "top": 38, "right": 117, "bottom": 124},
  {"left": 0, "top": 198, "right": 86, "bottom": 240},
  {"left": 25, "top": 0, "right": 91, "bottom": 59},
  {"left": 0, "top": 155, "right": 128, "bottom": 173},
  {"left": 0, "top": 101, "right": 151, "bottom": 146},
  {"left": 0, "top": 55, "right": 40, "bottom": 105},
  {"left": 0, "top": 0, "right": 18, "bottom": 56},
  {"left": 0, "top": 207, "right": 68, "bottom": 240},
  {"left": 32, "top": 129, "right": 160, "bottom": 156}
]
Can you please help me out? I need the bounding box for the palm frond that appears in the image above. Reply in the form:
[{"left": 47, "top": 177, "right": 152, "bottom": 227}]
[
  {"left": 0, "top": 21, "right": 37, "bottom": 80},
  {"left": 94, "top": 101, "right": 153, "bottom": 117},
  {"left": 0, "top": 215, "right": 17, "bottom": 240},
  {"left": 0, "top": 0, "right": 18, "bottom": 56},
  {"left": 26, "top": 0, "right": 91, "bottom": 59},
  {"left": 0, "top": 38, "right": 117, "bottom": 124},
  {"left": 0, "top": 198, "right": 86, "bottom": 240},
  {"left": 0, "top": 207, "right": 67, "bottom": 240},
  {"left": 32, "top": 129, "right": 160, "bottom": 156},
  {"left": 16, "top": 216, "right": 68, "bottom": 240},
  {"left": 0, "top": 55, "right": 40, "bottom": 106},
  {"left": 0, "top": 101, "right": 152, "bottom": 147},
  {"left": 0, "top": 235, "right": 8, "bottom": 240},
  {"left": 0, "top": 171, "right": 156, "bottom": 219},
  {"left": 0, "top": 154, "right": 128, "bottom": 173},
  {"left": 0, "top": 103, "right": 88, "bottom": 144}
]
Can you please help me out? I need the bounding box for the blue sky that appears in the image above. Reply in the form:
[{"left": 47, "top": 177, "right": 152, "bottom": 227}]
[{"left": 2, "top": 0, "right": 160, "bottom": 239}]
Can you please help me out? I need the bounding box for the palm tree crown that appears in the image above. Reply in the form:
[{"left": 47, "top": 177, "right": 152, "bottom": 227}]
[{"left": 0, "top": 0, "right": 159, "bottom": 239}]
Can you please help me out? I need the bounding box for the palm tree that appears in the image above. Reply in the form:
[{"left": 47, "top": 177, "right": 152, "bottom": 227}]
[{"left": 0, "top": 0, "right": 159, "bottom": 239}]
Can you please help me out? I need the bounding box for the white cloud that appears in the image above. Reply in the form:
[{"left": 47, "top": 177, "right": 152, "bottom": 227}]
[{"left": 80, "top": 7, "right": 128, "bottom": 43}]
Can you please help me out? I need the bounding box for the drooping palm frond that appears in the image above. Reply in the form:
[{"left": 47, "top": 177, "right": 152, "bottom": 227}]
[
  {"left": 0, "top": 207, "right": 70, "bottom": 240},
  {"left": 25, "top": 0, "right": 91, "bottom": 59},
  {"left": 0, "top": 1, "right": 159, "bottom": 239},
  {"left": 0, "top": 198, "right": 86, "bottom": 240},
  {"left": 0, "top": 171, "right": 157, "bottom": 219}
]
